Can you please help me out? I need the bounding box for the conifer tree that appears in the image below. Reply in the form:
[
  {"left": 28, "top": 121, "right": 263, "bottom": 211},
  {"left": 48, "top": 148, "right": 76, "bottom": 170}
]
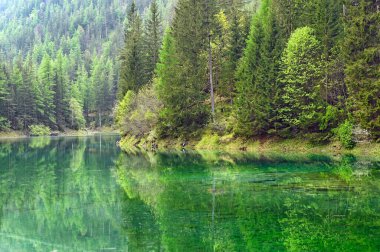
[
  {"left": 344, "top": 0, "right": 380, "bottom": 138},
  {"left": 38, "top": 54, "right": 56, "bottom": 127},
  {"left": 118, "top": 1, "right": 145, "bottom": 98},
  {"left": 160, "top": 0, "right": 210, "bottom": 135},
  {"left": 53, "top": 51, "right": 70, "bottom": 129},
  {"left": 235, "top": 0, "right": 280, "bottom": 136},
  {"left": 0, "top": 65, "right": 10, "bottom": 130},
  {"left": 144, "top": 0, "right": 163, "bottom": 82}
]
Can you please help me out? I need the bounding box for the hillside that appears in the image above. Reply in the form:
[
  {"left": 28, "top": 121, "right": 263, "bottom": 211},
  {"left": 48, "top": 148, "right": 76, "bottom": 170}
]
[{"left": 0, "top": 0, "right": 157, "bottom": 131}]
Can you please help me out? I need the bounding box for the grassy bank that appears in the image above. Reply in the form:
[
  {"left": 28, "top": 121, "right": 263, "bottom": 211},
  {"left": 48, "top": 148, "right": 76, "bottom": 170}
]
[
  {"left": 0, "top": 127, "right": 118, "bottom": 139},
  {"left": 119, "top": 132, "right": 380, "bottom": 158}
]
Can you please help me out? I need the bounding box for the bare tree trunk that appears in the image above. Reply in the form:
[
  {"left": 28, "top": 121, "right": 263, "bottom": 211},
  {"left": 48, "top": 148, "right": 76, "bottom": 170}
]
[
  {"left": 206, "top": 0, "right": 215, "bottom": 121},
  {"left": 209, "top": 36, "right": 215, "bottom": 120}
]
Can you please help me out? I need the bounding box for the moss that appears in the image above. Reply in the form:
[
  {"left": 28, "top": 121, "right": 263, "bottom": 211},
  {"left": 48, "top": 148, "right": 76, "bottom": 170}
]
[{"left": 196, "top": 133, "right": 220, "bottom": 150}]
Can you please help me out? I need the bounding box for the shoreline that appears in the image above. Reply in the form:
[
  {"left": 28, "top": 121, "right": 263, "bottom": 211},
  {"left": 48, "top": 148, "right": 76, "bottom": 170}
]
[
  {"left": 0, "top": 128, "right": 119, "bottom": 140},
  {"left": 119, "top": 133, "right": 380, "bottom": 159}
]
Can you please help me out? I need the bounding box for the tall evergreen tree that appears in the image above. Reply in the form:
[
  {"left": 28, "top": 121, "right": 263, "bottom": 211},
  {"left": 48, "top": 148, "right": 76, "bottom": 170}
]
[
  {"left": 159, "top": 0, "right": 211, "bottom": 135},
  {"left": 38, "top": 54, "right": 56, "bottom": 127},
  {"left": 235, "top": 0, "right": 281, "bottom": 136},
  {"left": 0, "top": 65, "right": 10, "bottom": 130},
  {"left": 344, "top": 0, "right": 380, "bottom": 138},
  {"left": 53, "top": 51, "right": 70, "bottom": 129},
  {"left": 144, "top": 0, "right": 163, "bottom": 82},
  {"left": 118, "top": 1, "right": 145, "bottom": 97}
]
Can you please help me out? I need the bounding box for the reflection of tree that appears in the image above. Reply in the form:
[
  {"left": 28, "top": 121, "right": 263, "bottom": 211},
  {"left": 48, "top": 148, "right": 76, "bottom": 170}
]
[
  {"left": 115, "top": 151, "right": 380, "bottom": 251},
  {"left": 0, "top": 135, "right": 129, "bottom": 251}
]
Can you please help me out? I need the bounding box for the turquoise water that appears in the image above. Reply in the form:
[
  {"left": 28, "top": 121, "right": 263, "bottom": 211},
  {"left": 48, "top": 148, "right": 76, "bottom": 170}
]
[{"left": 0, "top": 135, "right": 379, "bottom": 251}]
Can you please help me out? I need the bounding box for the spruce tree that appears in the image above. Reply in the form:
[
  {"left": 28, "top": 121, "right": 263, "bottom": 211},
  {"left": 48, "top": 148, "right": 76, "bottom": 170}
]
[
  {"left": 0, "top": 65, "right": 10, "bottom": 130},
  {"left": 344, "top": 0, "right": 380, "bottom": 138},
  {"left": 38, "top": 54, "right": 56, "bottom": 127},
  {"left": 235, "top": 0, "right": 280, "bottom": 136},
  {"left": 118, "top": 1, "right": 145, "bottom": 98},
  {"left": 53, "top": 51, "right": 70, "bottom": 129},
  {"left": 144, "top": 0, "right": 163, "bottom": 82},
  {"left": 161, "top": 0, "right": 211, "bottom": 135}
]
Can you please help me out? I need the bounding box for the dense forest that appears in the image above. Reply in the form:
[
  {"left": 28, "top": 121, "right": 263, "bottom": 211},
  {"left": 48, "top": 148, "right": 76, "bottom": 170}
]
[
  {"left": 116, "top": 0, "right": 380, "bottom": 148},
  {"left": 0, "top": 0, "right": 176, "bottom": 132},
  {"left": 0, "top": 0, "right": 379, "bottom": 147}
]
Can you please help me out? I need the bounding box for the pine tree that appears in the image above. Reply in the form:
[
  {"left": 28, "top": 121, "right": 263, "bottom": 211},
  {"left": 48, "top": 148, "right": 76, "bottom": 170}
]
[
  {"left": 0, "top": 65, "right": 10, "bottom": 130},
  {"left": 19, "top": 54, "right": 38, "bottom": 129},
  {"left": 10, "top": 63, "right": 24, "bottom": 129},
  {"left": 144, "top": 0, "right": 163, "bottom": 82},
  {"left": 118, "top": 1, "right": 145, "bottom": 97},
  {"left": 155, "top": 31, "right": 181, "bottom": 136},
  {"left": 157, "top": 0, "right": 211, "bottom": 135},
  {"left": 344, "top": 0, "right": 380, "bottom": 138},
  {"left": 53, "top": 51, "right": 70, "bottom": 129},
  {"left": 234, "top": 0, "right": 280, "bottom": 136},
  {"left": 38, "top": 54, "right": 56, "bottom": 127}
]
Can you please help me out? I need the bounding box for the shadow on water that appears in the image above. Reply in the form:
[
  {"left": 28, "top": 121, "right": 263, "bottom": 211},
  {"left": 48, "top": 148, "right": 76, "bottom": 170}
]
[{"left": 0, "top": 136, "right": 379, "bottom": 251}]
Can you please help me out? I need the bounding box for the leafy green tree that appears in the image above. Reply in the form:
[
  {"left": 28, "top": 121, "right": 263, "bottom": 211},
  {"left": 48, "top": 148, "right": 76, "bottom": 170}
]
[
  {"left": 278, "top": 26, "right": 324, "bottom": 134},
  {"left": 69, "top": 98, "right": 85, "bottom": 130}
]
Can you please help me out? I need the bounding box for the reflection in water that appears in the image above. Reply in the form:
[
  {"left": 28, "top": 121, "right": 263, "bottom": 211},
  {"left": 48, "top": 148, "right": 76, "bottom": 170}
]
[
  {"left": 0, "top": 136, "right": 126, "bottom": 251},
  {"left": 0, "top": 137, "right": 379, "bottom": 251},
  {"left": 115, "top": 152, "right": 380, "bottom": 252}
]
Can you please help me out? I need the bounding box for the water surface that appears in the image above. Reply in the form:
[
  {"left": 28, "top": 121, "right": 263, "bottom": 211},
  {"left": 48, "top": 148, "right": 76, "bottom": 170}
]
[{"left": 0, "top": 136, "right": 379, "bottom": 251}]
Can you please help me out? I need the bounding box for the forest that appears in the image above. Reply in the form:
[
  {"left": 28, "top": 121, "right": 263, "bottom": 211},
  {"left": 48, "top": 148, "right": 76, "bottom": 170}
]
[{"left": 0, "top": 0, "right": 379, "bottom": 148}]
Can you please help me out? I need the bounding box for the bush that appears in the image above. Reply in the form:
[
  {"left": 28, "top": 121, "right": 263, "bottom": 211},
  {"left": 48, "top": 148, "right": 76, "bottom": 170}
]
[
  {"left": 116, "top": 86, "right": 162, "bottom": 137},
  {"left": 0, "top": 117, "right": 10, "bottom": 131},
  {"left": 29, "top": 125, "right": 51, "bottom": 136},
  {"left": 334, "top": 120, "right": 355, "bottom": 149}
]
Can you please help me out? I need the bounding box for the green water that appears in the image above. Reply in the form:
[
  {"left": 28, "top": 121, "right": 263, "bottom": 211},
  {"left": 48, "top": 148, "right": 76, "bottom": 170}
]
[{"left": 0, "top": 135, "right": 379, "bottom": 251}]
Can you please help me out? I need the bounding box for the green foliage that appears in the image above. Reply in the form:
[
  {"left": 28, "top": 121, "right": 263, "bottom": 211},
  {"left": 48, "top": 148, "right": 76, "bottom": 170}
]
[
  {"left": 235, "top": 0, "right": 279, "bottom": 136},
  {"left": 278, "top": 26, "right": 323, "bottom": 134},
  {"left": 155, "top": 26, "right": 209, "bottom": 137},
  {"left": 118, "top": 2, "right": 145, "bottom": 97},
  {"left": 344, "top": 0, "right": 380, "bottom": 139},
  {"left": 319, "top": 105, "right": 340, "bottom": 131},
  {"left": 116, "top": 91, "right": 136, "bottom": 129},
  {"left": 334, "top": 120, "right": 355, "bottom": 149},
  {"left": 29, "top": 125, "right": 51, "bottom": 136},
  {"left": 144, "top": 0, "right": 163, "bottom": 81},
  {"left": 0, "top": 0, "right": 378, "bottom": 143},
  {"left": 196, "top": 133, "right": 220, "bottom": 150},
  {"left": 116, "top": 87, "right": 161, "bottom": 137},
  {"left": 0, "top": 117, "right": 10, "bottom": 131},
  {"left": 69, "top": 98, "right": 85, "bottom": 130}
]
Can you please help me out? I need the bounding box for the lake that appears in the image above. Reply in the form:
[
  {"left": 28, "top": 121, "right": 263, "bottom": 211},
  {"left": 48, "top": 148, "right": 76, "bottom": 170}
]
[{"left": 0, "top": 135, "right": 379, "bottom": 251}]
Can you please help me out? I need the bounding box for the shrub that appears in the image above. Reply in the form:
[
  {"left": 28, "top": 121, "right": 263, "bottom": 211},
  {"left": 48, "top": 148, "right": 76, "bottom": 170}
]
[
  {"left": 196, "top": 133, "right": 220, "bottom": 150},
  {"left": 334, "top": 120, "right": 355, "bottom": 149},
  {"left": 0, "top": 117, "right": 10, "bottom": 131},
  {"left": 29, "top": 125, "right": 51, "bottom": 136}
]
